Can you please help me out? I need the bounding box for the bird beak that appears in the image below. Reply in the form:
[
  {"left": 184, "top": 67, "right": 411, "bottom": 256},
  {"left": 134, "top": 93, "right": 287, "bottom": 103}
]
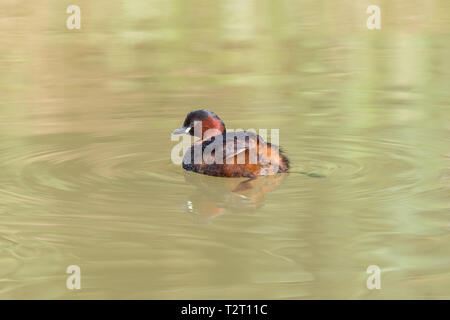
[{"left": 172, "top": 126, "right": 190, "bottom": 135}]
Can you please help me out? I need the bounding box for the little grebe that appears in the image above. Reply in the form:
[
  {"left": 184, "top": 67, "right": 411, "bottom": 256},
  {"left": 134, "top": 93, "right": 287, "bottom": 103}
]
[{"left": 172, "top": 110, "right": 289, "bottom": 178}]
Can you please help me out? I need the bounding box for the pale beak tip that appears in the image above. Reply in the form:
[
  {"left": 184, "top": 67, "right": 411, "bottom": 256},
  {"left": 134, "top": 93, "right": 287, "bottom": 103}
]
[{"left": 172, "top": 127, "right": 189, "bottom": 135}]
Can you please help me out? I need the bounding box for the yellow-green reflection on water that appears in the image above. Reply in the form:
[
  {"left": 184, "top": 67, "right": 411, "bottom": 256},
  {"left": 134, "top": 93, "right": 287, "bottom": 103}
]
[{"left": 0, "top": 0, "right": 449, "bottom": 299}]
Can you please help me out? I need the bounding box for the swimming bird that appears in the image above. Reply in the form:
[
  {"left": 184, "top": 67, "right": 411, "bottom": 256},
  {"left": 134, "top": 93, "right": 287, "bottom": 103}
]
[{"left": 172, "top": 110, "right": 289, "bottom": 178}]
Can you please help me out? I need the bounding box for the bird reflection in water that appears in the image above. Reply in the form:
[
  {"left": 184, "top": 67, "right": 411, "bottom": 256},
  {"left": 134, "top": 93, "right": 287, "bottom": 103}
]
[{"left": 182, "top": 171, "right": 287, "bottom": 224}]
